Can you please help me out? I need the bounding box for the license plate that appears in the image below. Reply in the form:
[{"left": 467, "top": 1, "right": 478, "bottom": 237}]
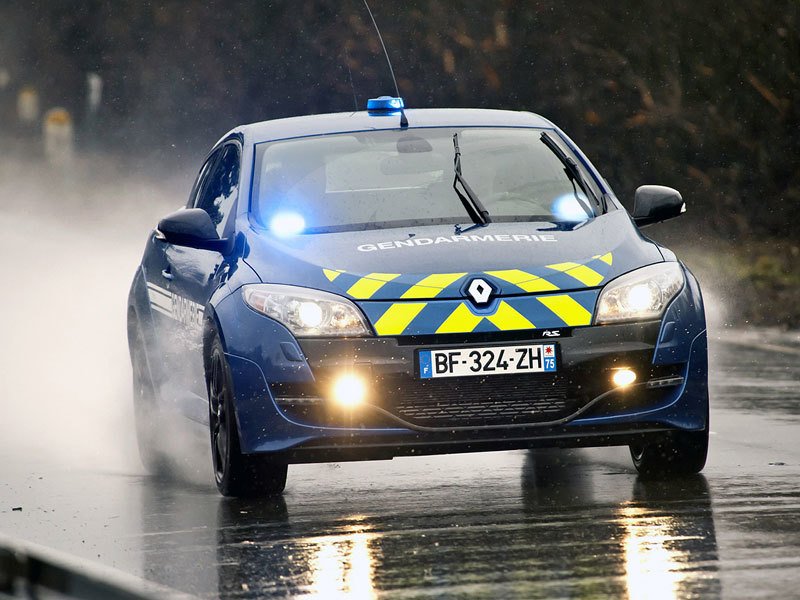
[{"left": 418, "top": 344, "right": 557, "bottom": 379}]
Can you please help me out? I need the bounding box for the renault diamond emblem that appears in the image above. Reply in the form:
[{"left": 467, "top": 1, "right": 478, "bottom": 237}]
[{"left": 466, "top": 277, "right": 494, "bottom": 306}]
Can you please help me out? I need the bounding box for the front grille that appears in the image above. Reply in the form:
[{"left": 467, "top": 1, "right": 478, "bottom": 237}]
[
  {"left": 271, "top": 358, "right": 684, "bottom": 429},
  {"left": 376, "top": 373, "right": 577, "bottom": 427}
]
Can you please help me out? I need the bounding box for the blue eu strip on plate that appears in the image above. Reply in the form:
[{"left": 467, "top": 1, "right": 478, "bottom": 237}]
[{"left": 419, "top": 350, "right": 433, "bottom": 379}]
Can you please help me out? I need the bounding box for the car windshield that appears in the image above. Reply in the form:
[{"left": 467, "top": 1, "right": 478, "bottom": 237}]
[{"left": 251, "top": 127, "right": 599, "bottom": 234}]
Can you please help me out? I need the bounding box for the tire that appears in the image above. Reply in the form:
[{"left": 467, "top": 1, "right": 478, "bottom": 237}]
[
  {"left": 630, "top": 428, "right": 709, "bottom": 478},
  {"left": 130, "top": 324, "right": 165, "bottom": 474},
  {"left": 207, "top": 331, "right": 288, "bottom": 497}
]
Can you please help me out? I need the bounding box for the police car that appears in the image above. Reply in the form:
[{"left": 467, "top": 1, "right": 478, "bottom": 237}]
[{"left": 128, "top": 97, "right": 709, "bottom": 497}]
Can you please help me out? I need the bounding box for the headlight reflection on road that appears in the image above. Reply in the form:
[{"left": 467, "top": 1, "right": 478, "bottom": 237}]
[
  {"left": 620, "top": 505, "right": 689, "bottom": 600},
  {"left": 305, "top": 525, "right": 378, "bottom": 599}
]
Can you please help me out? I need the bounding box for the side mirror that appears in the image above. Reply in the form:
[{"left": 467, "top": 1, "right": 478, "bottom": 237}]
[
  {"left": 156, "top": 208, "right": 228, "bottom": 251},
  {"left": 633, "top": 185, "right": 685, "bottom": 227}
]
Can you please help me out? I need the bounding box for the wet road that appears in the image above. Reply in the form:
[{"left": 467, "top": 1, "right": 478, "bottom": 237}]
[
  {"left": 2, "top": 155, "right": 800, "bottom": 598},
  {"left": 2, "top": 337, "right": 800, "bottom": 599}
]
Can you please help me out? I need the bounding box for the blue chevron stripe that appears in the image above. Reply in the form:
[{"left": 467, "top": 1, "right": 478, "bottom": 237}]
[
  {"left": 360, "top": 289, "right": 601, "bottom": 336},
  {"left": 328, "top": 253, "right": 613, "bottom": 301}
]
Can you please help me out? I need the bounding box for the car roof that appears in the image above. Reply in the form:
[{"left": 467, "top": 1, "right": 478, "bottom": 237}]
[{"left": 220, "top": 108, "right": 555, "bottom": 146}]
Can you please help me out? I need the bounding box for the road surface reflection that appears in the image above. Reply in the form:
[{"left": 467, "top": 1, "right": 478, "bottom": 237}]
[{"left": 139, "top": 450, "right": 720, "bottom": 598}]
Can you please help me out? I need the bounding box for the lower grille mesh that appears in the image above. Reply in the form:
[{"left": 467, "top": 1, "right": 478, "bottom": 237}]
[{"left": 377, "top": 373, "right": 576, "bottom": 426}]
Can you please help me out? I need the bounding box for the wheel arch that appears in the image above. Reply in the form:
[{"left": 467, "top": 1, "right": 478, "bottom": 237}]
[
  {"left": 202, "top": 304, "right": 227, "bottom": 383},
  {"left": 127, "top": 267, "right": 155, "bottom": 355},
  {"left": 127, "top": 304, "right": 139, "bottom": 356}
]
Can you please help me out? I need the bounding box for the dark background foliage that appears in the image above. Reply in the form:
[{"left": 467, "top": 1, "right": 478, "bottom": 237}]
[{"left": 0, "top": 1, "right": 798, "bottom": 323}]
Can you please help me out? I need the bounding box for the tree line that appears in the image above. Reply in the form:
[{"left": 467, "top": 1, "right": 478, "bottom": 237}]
[{"left": 0, "top": 0, "right": 797, "bottom": 238}]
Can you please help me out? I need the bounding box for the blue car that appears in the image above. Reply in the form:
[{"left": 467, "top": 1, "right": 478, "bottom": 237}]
[{"left": 127, "top": 97, "right": 708, "bottom": 497}]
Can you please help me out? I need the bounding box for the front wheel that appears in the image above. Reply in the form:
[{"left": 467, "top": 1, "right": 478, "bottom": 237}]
[
  {"left": 630, "top": 428, "right": 709, "bottom": 478},
  {"left": 207, "top": 332, "right": 287, "bottom": 497}
]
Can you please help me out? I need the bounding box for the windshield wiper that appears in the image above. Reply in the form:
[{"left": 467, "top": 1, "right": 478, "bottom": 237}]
[
  {"left": 540, "top": 131, "right": 606, "bottom": 214},
  {"left": 452, "top": 132, "right": 491, "bottom": 226}
]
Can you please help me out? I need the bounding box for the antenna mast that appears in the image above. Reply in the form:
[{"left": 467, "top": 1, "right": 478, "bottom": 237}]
[{"left": 362, "top": 0, "right": 400, "bottom": 99}]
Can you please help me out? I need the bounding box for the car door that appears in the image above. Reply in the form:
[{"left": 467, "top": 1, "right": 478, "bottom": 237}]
[
  {"left": 139, "top": 151, "right": 217, "bottom": 408},
  {"left": 164, "top": 142, "right": 242, "bottom": 405}
]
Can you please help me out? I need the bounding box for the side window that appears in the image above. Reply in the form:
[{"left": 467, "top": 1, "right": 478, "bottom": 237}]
[
  {"left": 195, "top": 144, "right": 240, "bottom": 237},
  {"left": 188, "top": 154, "right": 218, "bottom": 209}
]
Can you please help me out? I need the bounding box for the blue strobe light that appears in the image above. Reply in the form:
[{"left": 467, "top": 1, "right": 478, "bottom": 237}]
[
  {"left": 367, "top": 96, "right": 405, "bottom": 114},
  {"left": 269, "top": 212, "right": 306, "bottom": 237}
]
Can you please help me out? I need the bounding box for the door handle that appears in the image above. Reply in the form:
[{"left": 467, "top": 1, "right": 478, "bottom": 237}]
[{"left": 161, "top": 268, "right": 174, "bottom": 281}]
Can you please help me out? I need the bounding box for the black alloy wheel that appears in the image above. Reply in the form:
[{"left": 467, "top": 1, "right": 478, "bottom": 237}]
[
  {"left": 630, "top": 427, "right": 709, "bottom": 478},
  {"left": 207, "top": 332, "right": 288, "bottom": 497},
  {"left": 209, "top": 351, "right": 230, "bottom": 484}
]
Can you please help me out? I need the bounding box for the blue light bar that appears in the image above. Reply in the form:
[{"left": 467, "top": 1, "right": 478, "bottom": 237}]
[
  {"left": 367, "top": 96, "right": 405, "bottom": 113},
  {"left": 269, "top": 212, "right": 305, "bottom": 237}
]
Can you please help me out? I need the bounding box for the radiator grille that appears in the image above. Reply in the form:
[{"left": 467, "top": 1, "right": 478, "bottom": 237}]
[{"left": 376, "top": 373, "right": 576, "bottom": 427}]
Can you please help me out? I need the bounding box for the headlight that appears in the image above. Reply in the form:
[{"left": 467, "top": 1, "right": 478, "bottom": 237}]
[
  {"left": 594, "top": 262, "right": 684, "bottom": 324},
  {"left": 242, "top": 284, "right": 372, "bottom": 337}
]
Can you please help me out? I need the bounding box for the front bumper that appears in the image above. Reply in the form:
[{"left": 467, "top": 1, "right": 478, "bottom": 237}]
[
  {"left": 216, "top": 284, "right": 708, "bottom": 459},
  {"left": 275, "top": 323, "right": 687, "bottom": 430}
]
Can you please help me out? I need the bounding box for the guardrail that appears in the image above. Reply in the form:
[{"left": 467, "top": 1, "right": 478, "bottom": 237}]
[{"left": 0, "top": 535, "right": 193, "bottom": 600}]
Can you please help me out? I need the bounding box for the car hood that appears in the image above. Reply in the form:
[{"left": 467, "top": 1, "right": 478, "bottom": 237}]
[{"left": 243, "top": 210, "right": 664, "bottom": 302}]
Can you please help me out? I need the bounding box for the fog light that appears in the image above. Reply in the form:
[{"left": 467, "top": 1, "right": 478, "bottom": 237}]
[
  {"left": 612, "top": 368, "right": 637, "bottom": 388},
  {"left": 331, "top": 374, "right": 367, "bottom": 407}
]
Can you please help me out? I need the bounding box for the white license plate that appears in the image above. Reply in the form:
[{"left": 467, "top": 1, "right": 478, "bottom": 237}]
[{"left": 418, "top": 344, "right": 557, "bottom": 379}]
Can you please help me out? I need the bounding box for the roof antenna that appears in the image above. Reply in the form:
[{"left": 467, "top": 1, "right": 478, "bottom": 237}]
[
  {"left": 362, "top": 0, "right": 408, "bottom": 128},
  {"left": 343, "top": 45, "right": 359, "bottom": 112}
]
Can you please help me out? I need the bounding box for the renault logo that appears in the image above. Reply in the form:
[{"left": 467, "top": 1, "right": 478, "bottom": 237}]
[{"left": 465, "top": 277, "right": 495, "bottom": 306}]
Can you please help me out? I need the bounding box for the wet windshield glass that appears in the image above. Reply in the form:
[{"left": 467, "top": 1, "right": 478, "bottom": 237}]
[{"left": 252, "top": 127, "right": 597, "bottom": 233}]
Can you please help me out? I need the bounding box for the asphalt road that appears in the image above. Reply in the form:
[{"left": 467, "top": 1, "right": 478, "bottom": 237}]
[
  {"left": 1, "top": 333, "right": 799, "bottom": 599},
  {"left": 1, "top": 154, "right": 799, "bottom": 598}
]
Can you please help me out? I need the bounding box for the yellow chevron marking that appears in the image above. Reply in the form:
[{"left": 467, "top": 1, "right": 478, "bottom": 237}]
[
  {"left": 592, "top": 253, "right": 613, "bottom": 266},
  {"left": 373, "top": 302, "right": 427, "bottom": 336},
  {"left": 346, "top": 273, "right": 401, "bottom": 299},
  {"left": 486, "top": 269, "right": 559, "bottom": 293},
  {"left": 323, "top": 268, "right": 344, "bottom": 282},
  {"left": 401, "top": 272, "right": 467, "bottom": 299},
  {"left": 518, "top": 278, "right": 560, "bottom": 293},
  {"left": 486, "top": 301, "right": 535, "bottom": 331},
  {"left": 537, "top": 295, "right": 593, "bottom": 326},
  {"left": 485, "top": 269, "right": 535, "bottom": 285},
  {"left": 546, "top": 262, "right": 604, "bottom": 287},
  {"left": 436, "top": 303, "right": 483, "bottom": 334}
]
